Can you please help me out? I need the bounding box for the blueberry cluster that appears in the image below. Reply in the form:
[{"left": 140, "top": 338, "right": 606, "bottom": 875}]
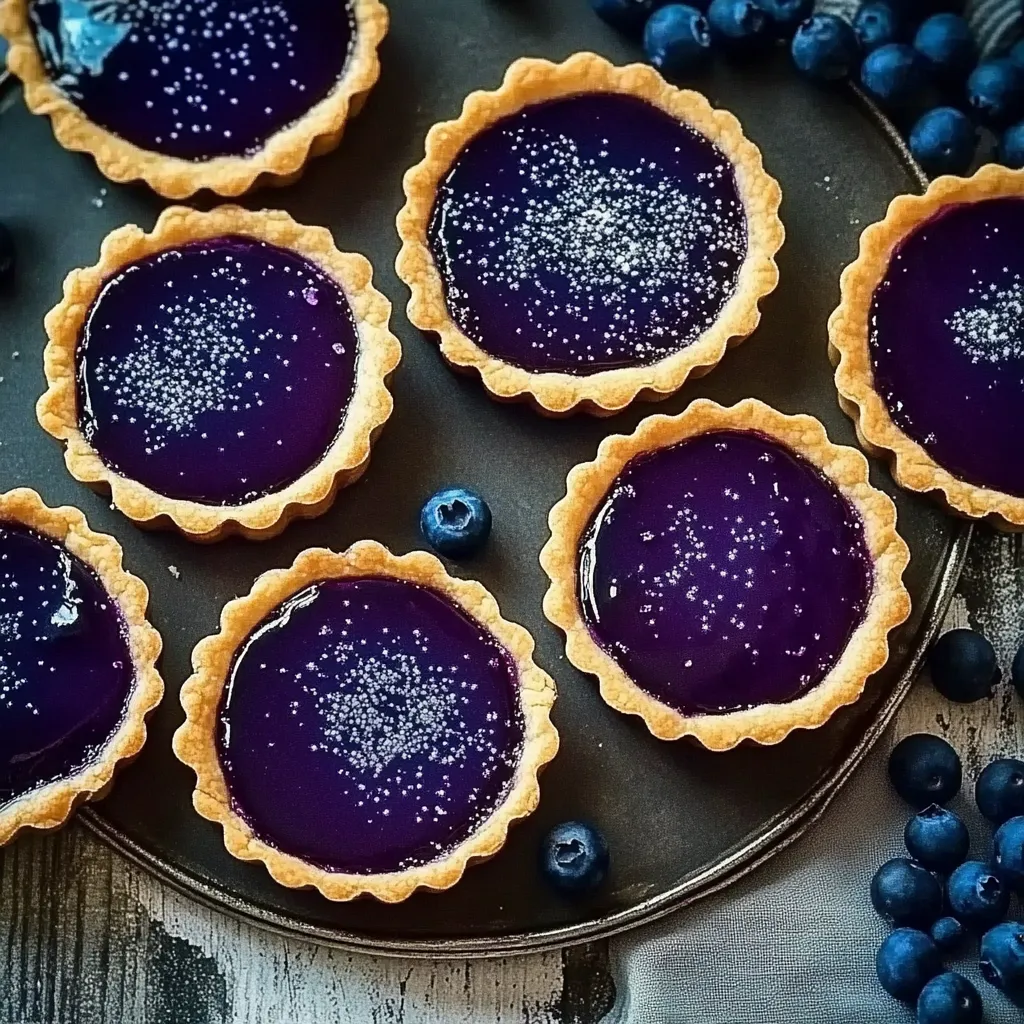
[
  {"left": 875, "top": 733, "right": 1024, "bottom": 1022},
  {"left": 589, "top": 0, "right": 1024, "bottom": 177}
]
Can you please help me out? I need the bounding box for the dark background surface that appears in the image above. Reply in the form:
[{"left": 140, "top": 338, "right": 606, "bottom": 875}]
[{"left": 0, "top": 0, "right": 965, "bottom": 952}]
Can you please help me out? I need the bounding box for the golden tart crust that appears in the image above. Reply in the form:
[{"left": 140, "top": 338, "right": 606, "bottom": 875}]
[
  {"left": 172, "top": 541, "right": 560, "bottom": 903},
  {"left": 829, "top": 164, "right": 1024, "bottom": 530},
  {"left": 539, "top": 398, "right": 911, "bottom": 751},
  {"left": 0, "top": 487, "right": 164, "bottom": 847},
  {"left": 37, "top": 204, "right": 401, "bottom": 543},
  {"left": 0, "top": 0, "right": 388, "bottom": 199},
  {"left": 395, "top": 52, "right": 784, "bottom": 417}
]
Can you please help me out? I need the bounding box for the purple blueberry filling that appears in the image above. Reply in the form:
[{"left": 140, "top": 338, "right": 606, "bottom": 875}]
[
  {"left": 28, "top": 0, "right": 356, "bottom": 161},
  {"left": 217, "top": 576, "right": 525, "bottom": 874},
  {"left": 428, "top": 92, "right": 748, "bottom": 375},
  {"left": 0, "top": 521, "right": 134, "bottom": 807},
  {"left": 76, "top": 235, "right": 359, "bottom": 507},
  {"left": 870, "top": 196, "right": 1024, "bottom": 497},
  {"left": 578, "top": 430, "right": 873, "bottom": 715}
]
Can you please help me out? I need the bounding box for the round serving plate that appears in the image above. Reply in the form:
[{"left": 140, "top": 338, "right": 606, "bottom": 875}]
[{"left": 0, "top": 0, "right": 970, "bottom": 958}]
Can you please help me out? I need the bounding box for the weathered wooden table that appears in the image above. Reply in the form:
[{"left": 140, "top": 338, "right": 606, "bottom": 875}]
[{"left": 3, "top": 528, "right": 1021, "bottom": 1024}]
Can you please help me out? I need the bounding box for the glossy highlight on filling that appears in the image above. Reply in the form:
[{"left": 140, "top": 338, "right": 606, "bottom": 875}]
[{"left": 0, "top": 520, "right": 134, "bottom": 807}]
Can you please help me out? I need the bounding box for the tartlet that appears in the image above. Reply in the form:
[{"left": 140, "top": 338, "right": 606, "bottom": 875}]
[
  {"left": 0, "top": 487, "right": 163, "bottom": 846},
  {"left": 830, "top": 165, "right": 1024, "bottom": 529},
  {"left": 540, "top": 398, "right": 911, "bottom": 750},
  {"left": 0, "top": 0, "right": 387, "bottom": 198},
  {"left": 396, "top": 52, "right": 784, "bottom": 416},
  {"left": 173, "top": 541, "right": 559, "bottom": 902},
  {"left": 38, "top": 204, "right": 401, "bottom": 543}
]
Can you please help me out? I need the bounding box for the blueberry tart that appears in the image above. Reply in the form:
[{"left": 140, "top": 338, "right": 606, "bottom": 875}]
[
  {"left": 173, "top": 541, "right": 559, "bottom": 901},
  {"left": 0, "top": 0, "right": 387, "bottom": 198},
  {"left": 540, "top": 399, "right": 910, "bottom": 749},
  {"left": 0, "top": 487, "right": 163, "bottom": 845},
  {"left": 830, "top": 165, "right": 1024, "bottom": 528},
  {"left": 396, "top": 53, "right": 784, "bottom": 416},
  {"left": 37, "top": 205, "right": 400, "bottom": 542}
]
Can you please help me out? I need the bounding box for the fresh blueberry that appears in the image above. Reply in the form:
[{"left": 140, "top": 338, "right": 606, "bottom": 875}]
[
  {"left": 644, "top": 5, "right": 713, "bottom": 76},
  {"left": 1009, "top": 39, "right": 1024, "bottom": 71},
  {"left": 590, "top": 0, "right": 661, "bottom": 33},
  {"left": 916, "top": 972, "right": 984, "bottom": 1024},
  {"left": 979, "top": 921, "right": 1024, "bottom": 1003},
  {"left": 909, "top": 107, "right": 977, "bottom": 175},
  {"left": 871, "top": 857, "right": 944, "bottom": 927},
  {"left": 759, "top": 0, "right": 813, "bottom": 34},
  {"left": 860, "top": 43, "right": 930, "bottom": 111},
  {"left": 791, "top": 14, "right": 861, "bottom": 81},
  {"left": 913, "top": 14, "right": 976, "bottom": 82},
  {"left": 0, "top": 222, "right": 14, "bottom": 285},
  {"left": 706, "top": 0, "right": 771, "bottom": 47},
  {"left": 966, "top": 58, "right": 1024, "bottom": 128},
  {"left": 854, "top": 2, "right": 900, "bottom": 53},
  {"left": 998, "top": 121, "right": 1024, "bottom": 168},
  {"left": 975, "top": 757, "right": 1024, "bottom": 825},
  {"left": 888, "top": 734, "right": 962, "bottom": 808},
  {"left": 931, "top": 916, "right": 967, "bottom": 952},
  {"left": 992, "top": 815, "right": 1024, "bottom": 888},
  {"left": 876, "top": 928, "right": 942, "bottom": 1002},
  {"left": 419, "top": 487, "right": 492, "bottom": 558},
  {"left": 540, "top": 821, "right": 609, "bottom": 895},
  {"left": 947, "top": 861, "right": 1010, "bottom": 930},
  {"left": 928, "top": 629, "right": 999, "bottom": 703},
  {"left": 1013, "top": 640, "right": 1024, "bottom": 697},
  {"left": 905, "top": 805, "right": 970, "bottom": 873}
]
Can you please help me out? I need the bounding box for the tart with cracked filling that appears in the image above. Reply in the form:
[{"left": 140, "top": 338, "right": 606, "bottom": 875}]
[
  {"left": 540, "top": 399, "right": 911, "bottom": 750},
  {"left": 38, "top": 205, "right": 401, "bottom": 543},
  {"left": 830, "top": 165, "right": 1024, "bottom": 529},
  {"left": 0, "top": 487, "right": 163, "bottom": 846},
  {"left": 0, "top": 0, "right": 387, "bottom": 198},
  {"left": 173, "top": 541, "right": 559, "bottom": 901},
  {"left": 396, "top": 53, "right": 784, "bottom": 416}
]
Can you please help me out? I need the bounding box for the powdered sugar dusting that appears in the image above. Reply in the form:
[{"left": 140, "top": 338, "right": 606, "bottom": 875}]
[
  {"left": 221, "top": 578, "right": 524, "bottom": 872},
  {"left": 948, "top": 277, "right": 1024, "bottom": 364},
  {"left": 439, "top": 127, "right": 745, "bottom": 368}
]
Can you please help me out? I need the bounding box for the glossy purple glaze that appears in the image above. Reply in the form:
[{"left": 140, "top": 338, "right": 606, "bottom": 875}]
[
  {"left": 0, "top": 522, "right": 134, "bottom": 806},
  {"left": 428, "top": 93, "right": 748, "bottom": 375},
  {"left": 28, "top": 0, "right": 355, "bottom": 161},
  {"left": 217, "top": 576, "right": 525, "bottom": 875},
  {"left": 579, "top": 430, "right": 873, "bottom": 715},
  {"left": 870, "top": 196, "right": 1024, "bottom": 497},
  {"left": 77, "top": 235, "right": 359, "bottom": 507}
]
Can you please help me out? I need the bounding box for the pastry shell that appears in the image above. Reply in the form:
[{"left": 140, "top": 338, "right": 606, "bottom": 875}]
[
  {"left": 0, "top": 0, "right": 388, "bottom": 199},
  {"left": 37, "top": 204, "right": 401, "bottom": 543},
  {"left": 396, "top": 52, "right": 784, "bottom": 417},
  {"left": 539, "top": 398, "right": 911, "bottom": 750},
  {"left": 0, "top": 488, "right": 164, "bottom": 846},
  {"left": 172, "top": 540, "right": 559, "bottom": 902},
  {"left": 829, "top": 164, "right": 1024, "bottom": 530}
]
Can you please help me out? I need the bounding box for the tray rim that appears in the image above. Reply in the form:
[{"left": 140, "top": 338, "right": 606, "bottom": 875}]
[{"left": 3, "top": 67, "right": 967, "bottom": 955}]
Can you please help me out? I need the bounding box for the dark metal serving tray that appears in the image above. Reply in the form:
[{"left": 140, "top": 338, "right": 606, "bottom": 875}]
[{"left": 0, "top": 0, "right": 969, "bottom": 957}]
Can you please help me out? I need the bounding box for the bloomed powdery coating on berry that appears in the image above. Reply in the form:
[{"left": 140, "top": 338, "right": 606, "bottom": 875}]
[
  {"left": 217, "top": 577, "right": 525, "bottom": 874},
  {"left": 428, "top": 93, "right": 747, "bottom": 375},
  {"left": 28, "top": 0, "right": 357, "bottom": 160},
  {"left": 76, "top": 236, "right": 359, "bottom": 506}
]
